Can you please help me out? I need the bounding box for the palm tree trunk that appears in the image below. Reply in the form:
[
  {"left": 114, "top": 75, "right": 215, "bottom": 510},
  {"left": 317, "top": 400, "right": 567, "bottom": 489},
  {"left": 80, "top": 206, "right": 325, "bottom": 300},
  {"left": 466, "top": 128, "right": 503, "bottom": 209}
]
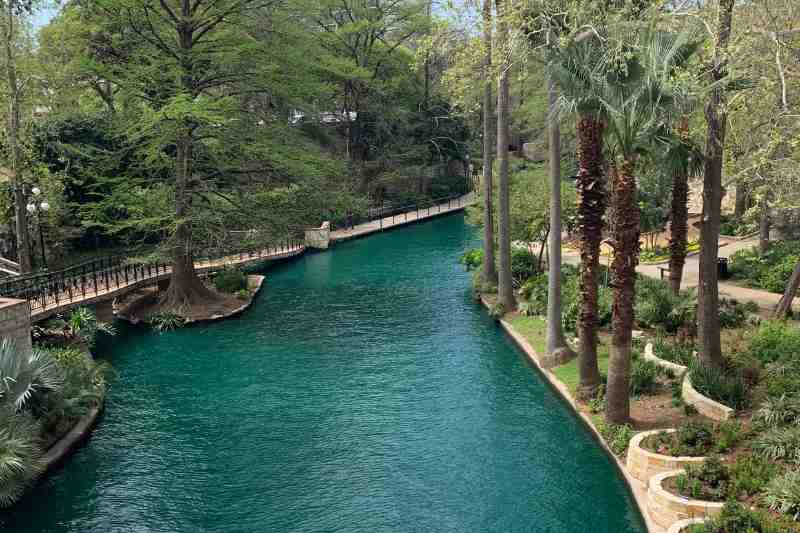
[
  {"left": 544, "top": 79, "right": 575, "bottom": 366},
  {"left": 668, "top": 118, "right": 690, "bottom": 295},
  {"left": 774, "top": 259, "right": 800, "bottom": 318},
  {"left": 2, "top": 2, "right": 32, "bottom": 274},
  {"left": 698, "top": 0, "right": 734, "bottom": 369},
  {"left": 606, "top": 159, "right": 640, "bottom": 425},
  {"left": 495, "top": 0, "right": 514, "bottom": 311},
  {"left": 575, "top": 113, "right": 605, "bottom": 398},
  {"left": 481, "top": 0, "right": 497, "bottom": 287}
]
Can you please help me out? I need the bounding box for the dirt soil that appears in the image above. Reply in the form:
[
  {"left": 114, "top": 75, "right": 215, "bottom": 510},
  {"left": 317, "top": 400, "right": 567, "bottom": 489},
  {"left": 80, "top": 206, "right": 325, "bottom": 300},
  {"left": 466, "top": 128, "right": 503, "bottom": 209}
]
[{"left": 115, "top": 283, "right": 247, "bottom": 323}]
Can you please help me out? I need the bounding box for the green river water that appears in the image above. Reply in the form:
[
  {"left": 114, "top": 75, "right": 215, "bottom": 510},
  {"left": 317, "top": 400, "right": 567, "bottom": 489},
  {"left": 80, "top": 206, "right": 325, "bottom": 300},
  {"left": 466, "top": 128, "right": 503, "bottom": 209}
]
[{"left": 1, "top": 213, "right": 645, "bottom": 533}]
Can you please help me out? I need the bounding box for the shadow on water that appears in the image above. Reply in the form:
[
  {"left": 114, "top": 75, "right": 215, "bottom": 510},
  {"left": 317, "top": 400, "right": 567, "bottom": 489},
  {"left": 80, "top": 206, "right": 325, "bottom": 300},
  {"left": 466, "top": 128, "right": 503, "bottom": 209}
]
[{"left": 1, "top": 212, "right": 645, "bottom": 533}]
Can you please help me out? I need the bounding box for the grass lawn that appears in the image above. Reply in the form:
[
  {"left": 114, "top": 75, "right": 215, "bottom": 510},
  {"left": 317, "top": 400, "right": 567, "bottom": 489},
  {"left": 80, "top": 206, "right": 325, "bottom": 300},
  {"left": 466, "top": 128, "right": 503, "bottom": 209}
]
[
  {"left": 551, "top": 340, "right": 610, "bottom": 396},
  {"left": 506, "top": 315, "right": 547, "bottom": 355}
]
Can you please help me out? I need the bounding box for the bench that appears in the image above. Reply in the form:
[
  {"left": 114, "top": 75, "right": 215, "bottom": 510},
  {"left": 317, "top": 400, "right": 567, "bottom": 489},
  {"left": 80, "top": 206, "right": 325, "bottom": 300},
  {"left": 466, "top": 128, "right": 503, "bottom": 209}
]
[{"left": 658, "top": 266, "right": 670, "bottom": 280}]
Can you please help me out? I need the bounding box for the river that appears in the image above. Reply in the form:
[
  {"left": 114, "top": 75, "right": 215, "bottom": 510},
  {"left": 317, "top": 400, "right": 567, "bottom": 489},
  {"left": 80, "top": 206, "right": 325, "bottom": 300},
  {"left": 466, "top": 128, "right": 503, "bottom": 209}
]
[{"left": 1, "top": 213, "right": 644, "bottom": 533}]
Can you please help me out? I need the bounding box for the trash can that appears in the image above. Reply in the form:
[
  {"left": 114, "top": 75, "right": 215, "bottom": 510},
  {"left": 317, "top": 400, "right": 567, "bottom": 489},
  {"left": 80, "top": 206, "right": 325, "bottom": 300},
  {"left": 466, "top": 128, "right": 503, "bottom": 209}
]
[{"left": 717, "top": 257, "right": 729, "bottom": 279}]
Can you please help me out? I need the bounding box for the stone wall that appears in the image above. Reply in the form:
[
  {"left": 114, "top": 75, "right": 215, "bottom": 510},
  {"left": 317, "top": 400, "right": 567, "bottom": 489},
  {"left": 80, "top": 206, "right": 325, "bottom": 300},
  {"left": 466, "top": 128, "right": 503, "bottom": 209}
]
[
  {"left": 0, "top": 298, "right": 31, "bottom": 354},
  {"left": 305, "top": 222, "right": 331, "bottom": 249}
]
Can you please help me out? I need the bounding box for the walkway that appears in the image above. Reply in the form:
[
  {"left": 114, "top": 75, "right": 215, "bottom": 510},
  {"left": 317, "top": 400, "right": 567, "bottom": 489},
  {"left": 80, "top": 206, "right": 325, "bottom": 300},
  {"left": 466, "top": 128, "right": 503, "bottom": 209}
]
[
  {"left": 1, "top": 242, "right": 305, "bottom": 322},
  {"left": 331, "top": 193, "right": 474, "bottom": 243}
]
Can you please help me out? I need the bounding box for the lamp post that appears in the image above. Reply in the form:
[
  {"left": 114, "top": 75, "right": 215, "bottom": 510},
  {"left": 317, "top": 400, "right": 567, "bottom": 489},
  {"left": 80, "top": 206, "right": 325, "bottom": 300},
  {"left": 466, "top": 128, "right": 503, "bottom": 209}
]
[{"left": 26, "top": 186, "right": 50, "bottom": 270}]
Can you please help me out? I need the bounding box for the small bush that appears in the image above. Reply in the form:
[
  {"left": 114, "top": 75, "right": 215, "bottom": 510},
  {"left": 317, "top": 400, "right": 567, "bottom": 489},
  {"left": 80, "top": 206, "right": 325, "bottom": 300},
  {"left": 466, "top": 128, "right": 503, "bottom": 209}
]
[
  {"left": 689, "top": 501, "right": 781, "bottom": 533},
  {"left": 653, "top": 335, "right": 695, "bottom": 366},
  {"left": 146, "top": 311, "right": 186, "bottom": 332},
  {"left": 630, "top": 358, "right": 660, "bottom": 396},
  {"left": 755, "top": 394, "right": 800, "bottom": 429},
  {"left": 459, "top": 248, "right": 483, "bottom": 271},
  {"left": 675, "top": 421, "right": 714, "bottom": 455},
  {"left": 748, "top": 321, "right": 800, "bottom": 366},
  {"left": 489, "top": 302, "right": 506, "bottom": 321},
  {"left": 676, "top": 456, "right": 730, "bottom": 501},
  {"left": 635, "top": 277, "right": 696, "bottom": 333},
  {"left": 730, "top": 241, "right": 800, "bottom": 294},
  {"left": 689, "top": 362, "right": 749, "bottom": 411},
  {"left": 511, "top": 248, "right": 540, "bottom": 285},
  {"left": 752, "top": 427, "right": 800, "bottom": 464},
  {"left": 213, "top": 268, "right": 247, "bottom": 293},
  {"left": 715, "top": 420, "right": 745, "bottom": 453},
  {"left": 598, "top": 422, "right": 634, "bottom": 457},
  {"left": 728, "top": 455, "right": 778, "bottom": 498},
  {"left": 763, "top": 470, "right": 800, "bottom": 521},
  {"left": 718, "top": 298, "right": 751, "bottom": 329},
  {"left": 234, "top": 289, "right": 251, "bottom": 301}
]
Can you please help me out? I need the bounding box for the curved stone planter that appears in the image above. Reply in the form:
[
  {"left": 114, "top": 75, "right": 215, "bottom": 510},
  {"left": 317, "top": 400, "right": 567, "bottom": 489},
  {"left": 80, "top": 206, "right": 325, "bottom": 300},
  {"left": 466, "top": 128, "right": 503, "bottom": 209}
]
[
  {"left": 667, "top": 518, "right": 705, "bottom": 533},
  {"left": 647, "top": 470, "right": 724, "bottom": 529},
  {"left": 644, "top": 343, "right": 689, "bottom": 377},
  {"left": 42, "top": 395, "right": 104, "bottom": 471},
  {"left": 681, "top": 375, "right": 734, "bottom": 421},
  {"left": 626, "top": 429, "right": 707, "bottom": 483}
]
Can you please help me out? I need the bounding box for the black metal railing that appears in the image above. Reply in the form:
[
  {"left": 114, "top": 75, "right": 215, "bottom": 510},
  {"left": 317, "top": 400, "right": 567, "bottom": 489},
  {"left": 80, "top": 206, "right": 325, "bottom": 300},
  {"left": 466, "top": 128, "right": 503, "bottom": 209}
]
[{"left": 0, "top": 239, "right": 305, "bottom": 316}]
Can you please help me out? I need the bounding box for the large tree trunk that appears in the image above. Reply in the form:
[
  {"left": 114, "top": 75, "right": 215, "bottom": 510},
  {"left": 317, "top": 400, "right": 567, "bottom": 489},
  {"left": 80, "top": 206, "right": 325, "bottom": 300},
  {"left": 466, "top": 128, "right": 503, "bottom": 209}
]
[
  {"left": 2, "top": 3, "right": 32, "bottom": 274},
  {"left": 495, "top": 0, "right": 515, "bottom": 311},
  {"left": 605, "top": 160, "right": 640, "bottom": 426},
  {"left": 668, "top": 118, "right": 690, "bottom": 295},
  {"left": 697, "top": 0, "right": 734, "bottom": 369},
  {"left": 734, "top": 183, "right": 748, "bottom": 218},
  {"left": 774, "top": 259, "right": 800, "bottom": 318},
  {"left": 575, "top": 113, "right": 605, "bottom": 399},
  {"left": 481, "top": 0, "right": 497, "bottom": 287},
  {"left": 162, "top": 11, "right": 220, "bottom": 310},
  {"left": 545, "top": 79, "right": 576, "bottom": 366}
]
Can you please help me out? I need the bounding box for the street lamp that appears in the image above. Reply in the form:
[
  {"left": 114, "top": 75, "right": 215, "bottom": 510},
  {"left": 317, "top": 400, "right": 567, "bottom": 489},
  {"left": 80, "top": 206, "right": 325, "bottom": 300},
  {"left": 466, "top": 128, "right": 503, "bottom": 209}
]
[{"left": 26, "top": 186, "right": 50, "bottom": 270}]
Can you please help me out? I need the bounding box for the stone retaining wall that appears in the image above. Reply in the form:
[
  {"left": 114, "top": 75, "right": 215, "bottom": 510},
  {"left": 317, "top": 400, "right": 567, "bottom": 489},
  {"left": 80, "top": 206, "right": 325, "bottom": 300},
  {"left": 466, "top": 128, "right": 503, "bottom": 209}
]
[
  {"left": 681, "top": 375, "right": 734, "bottom": 421},
  {"left": 627, "top": 430, "right": 707, "bottom": 483},
  {"left": 0, "top": 297, "right": 31, "bottom": 354},
  {"left": 666, "top": 518, "right": 706, "bottom": 533},
  {"left": 644, "top": 343, "right": 689, "bottom": 377},
  {"left": 647, "top": 470, "right": 724, "bottom": 529}
]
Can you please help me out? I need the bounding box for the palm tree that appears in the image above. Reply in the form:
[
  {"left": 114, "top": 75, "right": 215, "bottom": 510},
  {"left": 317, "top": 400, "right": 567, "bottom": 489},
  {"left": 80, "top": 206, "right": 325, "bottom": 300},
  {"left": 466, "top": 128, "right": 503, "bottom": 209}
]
[
  {"left": 550, "top": 38, "right": 607, "bottom": 399},
  {"left": 0, "top": 339, "right": 62, "bottom": 412},
  {"left": 0, "top": 407, "right": 43, "bottom": 507},
  {"left": 481, "top": 0, "right": 498, "bottom": 287},
  {"left": 495, "top": 0, "right": 515, "bottom": 311},
  {"left": 545, "top": 76, "right": 576, "bottom": 365},
  {"left": 603, "top": 30, "right": 698, "bottom": 424}
]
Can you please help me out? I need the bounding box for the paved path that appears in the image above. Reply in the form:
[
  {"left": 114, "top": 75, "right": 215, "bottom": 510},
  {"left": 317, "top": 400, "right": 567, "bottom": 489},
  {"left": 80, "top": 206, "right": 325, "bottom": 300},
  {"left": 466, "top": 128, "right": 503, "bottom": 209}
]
[
  {"left": 331, "top": 193, "right": 474, "bottom": 243},
  {"left": 565, "top": 237, "right": 795, "bottom": 312}
]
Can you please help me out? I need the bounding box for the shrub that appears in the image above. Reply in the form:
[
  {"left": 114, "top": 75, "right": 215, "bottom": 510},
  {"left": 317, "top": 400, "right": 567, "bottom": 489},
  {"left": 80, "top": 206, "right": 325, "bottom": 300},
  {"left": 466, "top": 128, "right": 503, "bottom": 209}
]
[
  {"left": 676, "top": 456, "right": 730, "bottom": 501},
  {"left": 511, "top": 248, "right": 540, "bottom": 285},
  {"left": 730, "top": 241, "right": 800, "bottom": 294},
  {"left": 489, "top": 302, "right": 506, "bottom": 321},
  {"left": 0, "top": 407, "right": 43, "bottom": 508},
  {"left": 718, "top": 298, "right": 751, "bottom": 329},
  {"left": 715, "top": 420, "right": 745, "bottom": 453},
  {"left": 752, "top": 427, "right": 800, "bottom": 464},
  {"left": 689, "top": 362, "right": 749, "bottom": 411},
  {"left": 755, "top": 394, "right": 800, "bottom": 429},
  {"left": 146, "top": 311, "right": 186, "bottom": 332},
  {"left": 0, "top": 340, "right": 62, "bottom": 412},
  {"left": 728, "top": 455, "right": 779, "bottom": 498},
  {"left": 459, "top": 248, "right": 483, "bottom": 271},
  {"left": 763, "top": 470, "right": 800, "bottom": 521},
  {"left": 653, "top": 335, "right": 695, "bottom": 366},
  {"left": 635, "top": 277, "right": 696, "bottom": 333},
  {"left": 235, "top": 289, "right": 251, "bottom": 301},
  {"left": 689, "top": 501, "right": 781, "bottom": 533},
  {"left": 519, "top": 274, "right": 548, "bottom": 315},
  {"left": 213, "top": 268, "right": 248, "bottom": 293},
  {"left": 675, "top": 421, "right": 714, "bottom": 455},
  {"left": 598, "top": 422, "right": 634, "bottom": 456},
  {"left": 748, "top": 321, "right": 800, "bottom": 366},
  {"left": 630, "top": 358, "right": 660, "bottom": 396}
]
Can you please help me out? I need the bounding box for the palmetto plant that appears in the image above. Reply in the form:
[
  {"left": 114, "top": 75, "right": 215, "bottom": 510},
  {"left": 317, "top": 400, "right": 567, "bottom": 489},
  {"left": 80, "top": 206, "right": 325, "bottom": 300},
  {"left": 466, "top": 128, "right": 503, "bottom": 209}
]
[
  {"left": 0, "top": 407, "right": 43, "bottom": 508},
  {"left": 0, "top": 339, "right": 63, "bottom": 413}
]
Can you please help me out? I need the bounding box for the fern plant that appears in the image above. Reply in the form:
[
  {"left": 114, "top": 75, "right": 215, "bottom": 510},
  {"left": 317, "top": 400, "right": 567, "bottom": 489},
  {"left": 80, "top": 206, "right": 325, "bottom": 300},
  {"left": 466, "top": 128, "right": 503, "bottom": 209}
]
[
  {"left": 146, "top": 311, "right": 186, "bottom": 332},
  {"left": 0, "top": 340, "right": 63, "bottom": 412}
]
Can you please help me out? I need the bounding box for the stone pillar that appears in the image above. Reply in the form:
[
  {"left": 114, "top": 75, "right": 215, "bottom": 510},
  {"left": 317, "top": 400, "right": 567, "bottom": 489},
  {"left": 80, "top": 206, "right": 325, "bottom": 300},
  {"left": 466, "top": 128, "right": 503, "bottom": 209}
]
[
  {"left": 305, "top": 222, "right": 331, "bottom": 249},
  {"left": 0, "top": 297, "right": 32, "bottom": 354}
]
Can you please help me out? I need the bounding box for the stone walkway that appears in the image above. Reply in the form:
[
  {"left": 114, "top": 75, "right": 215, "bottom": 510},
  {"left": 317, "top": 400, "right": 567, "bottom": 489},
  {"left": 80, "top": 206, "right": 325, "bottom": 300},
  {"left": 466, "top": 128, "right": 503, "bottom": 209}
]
[{"left": 330, "top": 193, "right": 475, "bottom": 242}]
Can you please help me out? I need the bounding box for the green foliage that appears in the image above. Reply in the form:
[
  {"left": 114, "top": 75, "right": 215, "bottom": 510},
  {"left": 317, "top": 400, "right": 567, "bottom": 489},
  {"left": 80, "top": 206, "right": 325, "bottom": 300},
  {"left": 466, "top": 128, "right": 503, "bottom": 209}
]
[
  {"left": 634, "top": 277, "right": 696, "bottom": 333},
  {"left": 755, "top": 394, "right": 800, "bottom": 429},
  {"left": 719, "top": 215, "right": 757, "bottom": 237},
  {"left": 748, "top": 321, "right": 800, "bottom": 366},
  {"left": 66, "top": 307, "right": 116, "bottom": 348},
  {"left": 629, "top": 358, "right": 660, "bottom": 396},
  {"left": 234, "top": 289, "right": 251, "bottom": 301},
  {"left": 753, "top": 427, "right": 800, "bottom": 464},
  {"left": 146, "top": 312, "right": 186, "bottom": 333},
  {"left": 459, "top": 249, "right": 483, "bottom": 271},
  {"left": 689, "top": 501, "right": 782, "bottom": 533},
  {"left": 598, "top": 422, "right": 634, "bottom": 457},
  {"left": 0, "top": 340, "right": 62, "bottom": 413},
  {"left": 0, "top": 408, "right": 43, "bottom": 508},
  {"left": 511, "top": 248, "right": 540, "bottom": 286},
  {"left": 489, "top": 303, "right": 506, "bottom": 321},
  {"left": 676, "top": 456, "right": 730, "bottom": 501},
  {"left": 763, "top": 470, "right": 800, "bottom": 521},
  {"left": 646, "top": 421, "right": 716, "bottom": 457},
  {"left": 729, "top": 241, "right": 800, "bottom": 294},
  {"left": 653, "top": 335, "right": 695, "bottom": 366},
  {"left": 213, "top": 269, "right": 248, "bottom": 294},
  {"left": 728, "top": 455, "right": 778, "bottom": 498},
  {"left": 689, "top": 362, "right": 750, "bottom": 411}
]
